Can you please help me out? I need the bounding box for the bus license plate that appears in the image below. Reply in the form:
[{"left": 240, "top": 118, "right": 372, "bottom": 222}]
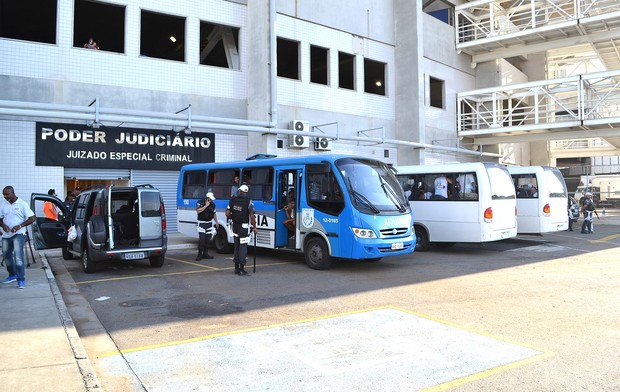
[
  {"left": 391, "top": 242, "right": 404, "bottom": 250},
  {"left": 124, "top": 252, "right": 146, "bottom": 260}
]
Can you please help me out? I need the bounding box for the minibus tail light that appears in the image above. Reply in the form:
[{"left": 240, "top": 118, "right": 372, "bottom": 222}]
[
  {"left": 484, "top": 207, "right": 493, "bottom": 223},
  {"left": 543, "top": 203, "right": 551, "bottom": 216}
]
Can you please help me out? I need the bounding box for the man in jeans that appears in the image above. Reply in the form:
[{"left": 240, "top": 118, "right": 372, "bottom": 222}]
[{"left": 0, "top": 186, "right": 35, "bottom": 289}]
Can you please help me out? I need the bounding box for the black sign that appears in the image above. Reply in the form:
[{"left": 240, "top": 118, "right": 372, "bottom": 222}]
[{"left": 36, "top": 122, "right": 215, "bottom": 170}]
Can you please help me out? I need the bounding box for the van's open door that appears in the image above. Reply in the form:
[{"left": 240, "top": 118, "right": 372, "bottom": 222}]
[
  {"left": 29, "top": 193, "right": 70, "bottom": 250},
  {"left": 137, "top": 187, "right": 164, "bottom": 246}
]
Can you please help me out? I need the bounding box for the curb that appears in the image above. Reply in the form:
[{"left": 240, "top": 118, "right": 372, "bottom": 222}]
[{"left": 40, "top": 254, "right": 102, "bottom": 391}]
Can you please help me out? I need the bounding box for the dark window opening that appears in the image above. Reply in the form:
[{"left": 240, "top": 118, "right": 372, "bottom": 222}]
[
  {"left": 0, "top": 0, "right": 57, "bottom": 44},
  {"left": 182, "top": 170, "right": 207, "bottom": 199},
  {"left": 364, "top": 58, "right": 386, "bottom": 96},
  {"left": 207, "top": 169, "right": 236, "bottom": 200},
  {"left": 338, "top": 52, "right": 355, "bottom": 90},
  {"left": 423, "top": 1, "right": 454, "bottom": 25},
  {"left": 306, "top": 166, "right": 345, "bottom": 216},
  {"left": 241, "top": 167, "right": 274, "bottom": 201},
  {"left": 199, "top": 21, "right": 239, "bottom": 69},
  {"left": 73, "top": 0, "right": 125, "bottom": 53},
  {"left": 310, "top": 45, "right": 329, "bottom": 85},
  {"left": 277, "top": 37, "right": 299, "bottom": 80},
  {"left": 429, "top": 76, "right": 444, "bottom": 109},
  {"left": 141, "top": 10, "right": 185, "bottom": 62}
]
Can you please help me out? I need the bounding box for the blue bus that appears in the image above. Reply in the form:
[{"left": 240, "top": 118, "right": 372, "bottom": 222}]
[{"left": 177, "top": 154, "right": 415, "bottom": 269}]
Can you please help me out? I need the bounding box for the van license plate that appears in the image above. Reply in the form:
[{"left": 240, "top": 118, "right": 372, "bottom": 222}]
[
  {"left": 124, "top": 252, "right": 146, "bottom": 260},
  {"left": 391, "top": 242, "right": 404, "bottom": 250}
]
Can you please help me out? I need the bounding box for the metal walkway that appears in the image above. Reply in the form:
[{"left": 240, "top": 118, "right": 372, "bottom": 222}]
[
  {"left": 457, "top": 69, "right": 620, "bottom": 148},
  {"left": 456, "top": 0, "right": 620, "bottom": 70}
]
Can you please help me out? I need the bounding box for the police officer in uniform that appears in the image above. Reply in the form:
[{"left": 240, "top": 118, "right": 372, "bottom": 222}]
[
  {"left": 226, "top": 184, "right": 257, "bottom": 275},
  {"left": 580, "top": 192, "right": 599, "bottom": 234},
  {"left": 196, "top": 192, "right": 219, "bottom": 260}
]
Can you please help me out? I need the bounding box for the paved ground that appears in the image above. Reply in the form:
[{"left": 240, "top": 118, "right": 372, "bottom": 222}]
[
  {"left": 52, "top": 212, "right": 620, "bottom": 391},
  {"left": 2, "top": 210, "right": 619, "bottom": 391}
]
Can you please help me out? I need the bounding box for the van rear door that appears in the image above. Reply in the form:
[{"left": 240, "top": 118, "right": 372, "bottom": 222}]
[{"left": 137, "top": 188, "right": 164, "bottom": 246}]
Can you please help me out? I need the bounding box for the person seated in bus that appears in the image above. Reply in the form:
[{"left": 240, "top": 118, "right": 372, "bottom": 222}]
[
  {"left": 530, "top": 186, "right": 538, "bottom": 197},
  {"left": 283, "top": 197, "right": 296, "bottom": 234},
  {"left": 447, "top": 177, "right": 460, "bottom": 200},
  {"left": 403, "top": 184, "right": 412, "bottom": 200},
  {"left": 230, "top": 175, "right": 240, "bottom": 197},
  {"left": 433, "top": 176, "right": 448, "bottom": 199}
]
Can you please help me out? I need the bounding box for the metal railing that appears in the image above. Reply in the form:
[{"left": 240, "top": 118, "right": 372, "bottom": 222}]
[
  {"left": 456, "top": 0, "right": 620, "bottom": 48},
  {"left": 457, "top": 69, "right": 620, "bottom": 136}
]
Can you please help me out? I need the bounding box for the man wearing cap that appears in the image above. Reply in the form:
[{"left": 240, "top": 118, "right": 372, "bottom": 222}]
[
  {"left": 196, "top": 191, "right": 219, "bottom": 260},
  {"left": 580, "top": 192, "right": 599, "bottom": 234},
  {"left": 226, "top": 184, "right": 257, "bottom": 275}
]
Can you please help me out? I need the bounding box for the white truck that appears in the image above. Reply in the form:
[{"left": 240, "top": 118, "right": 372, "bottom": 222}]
[{"left": 575, "top": 175, "right": 620, "bottom": 207}]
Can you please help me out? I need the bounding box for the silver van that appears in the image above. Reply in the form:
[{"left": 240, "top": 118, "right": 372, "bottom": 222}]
[{"left": 30, "top": 184, "right": 167, "bottom": 273}]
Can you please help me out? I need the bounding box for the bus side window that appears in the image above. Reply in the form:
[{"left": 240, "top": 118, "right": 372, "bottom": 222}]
[{"left": 182, "top": 170, "right": 206, "bottom": 199}]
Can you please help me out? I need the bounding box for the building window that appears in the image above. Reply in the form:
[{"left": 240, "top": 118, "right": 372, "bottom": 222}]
[
  {"left": 423, "top": 0, "right": 454, "bottom": 25},
  {"left": 429, "top": 76, "right": 444, "bottom": 109},
  {"left": 199, "top": 22, "right": 240, "bottom": 69},
  {"left": 73, "top": 0, "right": 125, "bottom": 53},
  {"left": 339, "top": 52, "right": 355, "bottom": 90},
  {"left": 310, "top": 45, "right": 329, "bottom": 85},
  {"left": 277, "top": 37, "right": 299, "bottom": 80},
  {"left": 0, "top": 0, "right": 57, "bottom": 44},
  {"left": 364, "top": 58, "right": 386, "bottom": 96},
  {"left": 141, "top": 10, "right": 185, "bottom": 62}
]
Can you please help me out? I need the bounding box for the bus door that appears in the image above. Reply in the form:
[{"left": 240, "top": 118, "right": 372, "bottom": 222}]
[{"left": 275, "top": 169, "right": 300, "bottom": 248}]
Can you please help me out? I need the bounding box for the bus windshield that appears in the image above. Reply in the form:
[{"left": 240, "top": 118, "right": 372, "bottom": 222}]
[
  {"left": 487, "top": 166, "right": 516, "bottom": 200},
  {"left": 336, "top": 157, "right": 408, "bottom": 213}
]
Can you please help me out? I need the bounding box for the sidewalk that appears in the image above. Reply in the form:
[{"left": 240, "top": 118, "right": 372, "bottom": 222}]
[
  {"left": 0, "top": 233, "right": 196, "bottom": 391},
  {"left": 0, "top": 254, "right": 98, "bottom": 391}
]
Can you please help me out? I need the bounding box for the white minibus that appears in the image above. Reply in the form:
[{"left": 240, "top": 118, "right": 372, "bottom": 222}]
[
  {"left": 394, "top": 162, "right": 517, "bottom": 251},
  {"left": 507, "top": 166, "right": 569, "bottom": 234}
]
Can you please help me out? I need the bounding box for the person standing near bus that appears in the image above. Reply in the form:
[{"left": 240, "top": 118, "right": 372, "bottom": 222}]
[
  {"left": 226, "top": 185, "right": 256, "bottom": 276},
  {"left": 580, "top": 192, "right": 599, "bottom": 234},
  {"left": 195, "top": 192, "right": 219, "bottom": 260}
]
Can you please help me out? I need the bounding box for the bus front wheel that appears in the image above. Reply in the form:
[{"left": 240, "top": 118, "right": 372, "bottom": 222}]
[
  {"left": 414, "top": 226, "right": 431, "bottom": 252},
  {"left": 304, "top": 237, "right": 333, "bottom": 270}
]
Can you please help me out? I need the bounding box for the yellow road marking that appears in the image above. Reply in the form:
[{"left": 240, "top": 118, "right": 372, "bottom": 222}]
[
  {"left": 167, "top": 257, "right": 220, "bottom": 270},
  {"left": 589, "top": 233, "right": 620, "bottom": 243},
  {"left": 74, "top": 261, "right": 295, "bottom": 285},
  {"left": 421, "top": 351, "right": 555, "bottom": 392}
]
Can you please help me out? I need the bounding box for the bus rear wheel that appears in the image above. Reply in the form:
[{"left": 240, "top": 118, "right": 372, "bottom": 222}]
[
  {"left": 414, "top": 226, "right": 431, "bottom": 252},
  {"left": 304, "top": 237, "right": 333, "bottom": 270}
]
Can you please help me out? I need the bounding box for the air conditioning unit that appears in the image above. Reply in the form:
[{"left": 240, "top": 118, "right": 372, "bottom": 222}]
[
  {"left": 291, "top": 120, "right": 310, "bottom": 132},
  {"left": 289, "top": 120, "right": 310, "bottom": 148},
  {"left": 315, "top": 137, "right": 332, "bottom": 151}
]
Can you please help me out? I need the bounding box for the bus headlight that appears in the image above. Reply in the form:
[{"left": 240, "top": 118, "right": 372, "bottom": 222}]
[{"left": 352, "top": 227, "right": 377, "bottom": 238}]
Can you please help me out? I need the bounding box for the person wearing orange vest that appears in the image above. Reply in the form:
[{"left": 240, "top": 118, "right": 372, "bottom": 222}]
[{"left": 44, "top": 189, "right": 59, "bottom": 221}]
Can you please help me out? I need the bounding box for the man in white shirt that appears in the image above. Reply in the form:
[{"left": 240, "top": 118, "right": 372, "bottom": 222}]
[{"left": 0, "top": 186, "right": 36, "bottom": 289}]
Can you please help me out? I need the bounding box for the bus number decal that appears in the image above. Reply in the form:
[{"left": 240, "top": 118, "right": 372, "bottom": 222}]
[{"left": 322, "top": 217, "right": 339, "bottom": 224}]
